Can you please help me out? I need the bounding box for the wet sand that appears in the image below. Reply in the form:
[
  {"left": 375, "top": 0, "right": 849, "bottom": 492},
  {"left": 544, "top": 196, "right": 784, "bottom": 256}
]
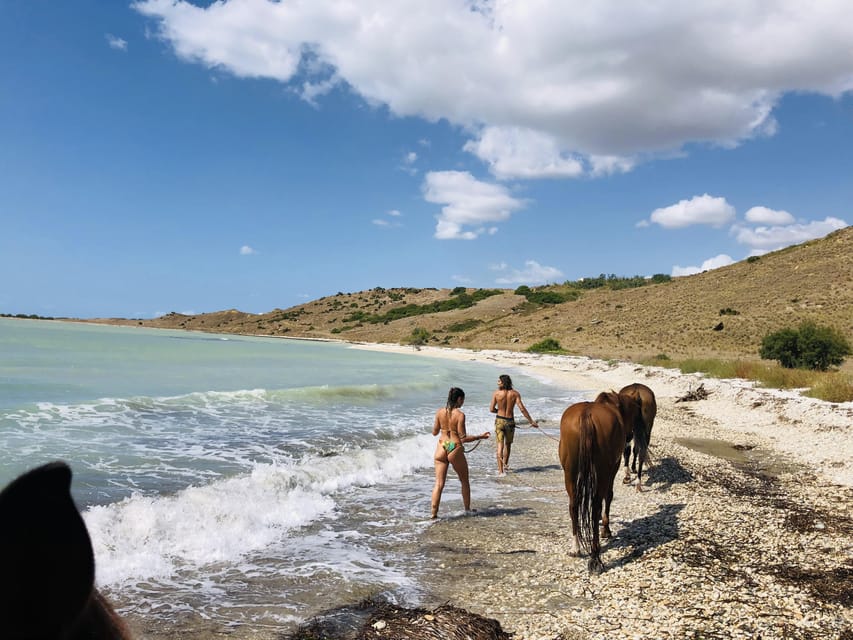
[{"left": 120, "top": 345, "right": 853, "bottom": 639}]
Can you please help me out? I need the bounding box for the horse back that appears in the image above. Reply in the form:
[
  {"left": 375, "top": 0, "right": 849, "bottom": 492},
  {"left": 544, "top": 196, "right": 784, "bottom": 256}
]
[
  {"left": 619, "top": 383, "right": 657, "bottom": 433},
  {"left": 560, "top": 401, "right": 624, "bottom": 472}
]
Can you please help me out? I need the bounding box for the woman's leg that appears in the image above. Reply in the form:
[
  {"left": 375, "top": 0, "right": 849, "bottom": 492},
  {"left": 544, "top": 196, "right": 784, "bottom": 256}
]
[
  {"left": 449, "top": 452, "right": 471, "bottom": 511},
  {"left": 431, "top": 458, "right": 449, "bottom": 518}
]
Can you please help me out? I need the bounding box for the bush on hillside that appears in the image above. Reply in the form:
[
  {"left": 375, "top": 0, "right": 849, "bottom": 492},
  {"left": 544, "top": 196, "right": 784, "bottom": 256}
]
[
  {"left": 515, "top": 285, "right": 578, "bottom": 305},
  {"left": 526, "top": 338, "right": 565, "bottom": 354},
  {"left": 759, "top": 321, "right": 851, "bottom": 371},
  {"left": 407, "top": 327, "right": 431, "bottom": 346}
]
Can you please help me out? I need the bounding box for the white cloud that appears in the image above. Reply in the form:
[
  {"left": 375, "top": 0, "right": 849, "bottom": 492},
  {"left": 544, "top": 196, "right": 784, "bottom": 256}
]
[
  {"left": 649, "top": 194, "right": 736, "bottom": 229},
  {"left": 373, "top": 209, "right": 403, "bottom": 228},
  {"left": 672, "top": 254, "right": 735, "bottom": 277},
  {"left": 240, "top": 245, "right": 257, "bottom": 255},
  {"left": 589, "top": 155, "right": 637, "bottom": 177},
  {"left": 743, "top": 206, "right": 795, "bottom": 225},
  {"left": 134, "top": 0, "right": 853, "bottom": 178},
  {"left": 732, "top": 216, "right": 848, "bottom": 251},
  {"left": 106, "top": 34, "right": 128, "bottom": 51},
  {"left": 464, "top": 127, "right": 584, "bottom": 180},
  {"left": 451, "top": 274, "right": 473, "bottom": 284},
  {"left": 494, "top": 260, "right": 564, "bottom": 285},
  {"left": 400, "top": 150, "right": 418, "bottom": 175},
  {"left": 422, "top": 171, "right": 526, "bottom": 240}
]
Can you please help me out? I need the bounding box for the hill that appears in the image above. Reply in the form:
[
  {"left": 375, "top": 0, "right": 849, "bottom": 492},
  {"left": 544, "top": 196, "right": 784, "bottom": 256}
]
[{"left": 87, "top": 226, "right": 853, "bottom": 366}]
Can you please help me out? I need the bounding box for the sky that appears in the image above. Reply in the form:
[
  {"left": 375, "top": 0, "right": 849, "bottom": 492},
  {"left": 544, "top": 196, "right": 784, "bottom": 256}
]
[{"left": 1, "top": 1, "right": 851, "bottom": 319}]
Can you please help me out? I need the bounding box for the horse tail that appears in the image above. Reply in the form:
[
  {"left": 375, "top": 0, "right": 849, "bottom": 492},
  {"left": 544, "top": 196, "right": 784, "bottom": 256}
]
[
  {"left": 632, "top": 398, "right": 650, "bottom": 470},
  {"left": 574, "top": 405, "right": 598, "bottom": 555},
  {"left": 623, "top": 387, "right": 650, "bottom": 470}
]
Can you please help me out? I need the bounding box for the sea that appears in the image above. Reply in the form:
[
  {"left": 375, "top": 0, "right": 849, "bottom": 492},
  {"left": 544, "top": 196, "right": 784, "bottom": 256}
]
[{"left": 0, "top": 317, "right": 583, "bottom": 632}]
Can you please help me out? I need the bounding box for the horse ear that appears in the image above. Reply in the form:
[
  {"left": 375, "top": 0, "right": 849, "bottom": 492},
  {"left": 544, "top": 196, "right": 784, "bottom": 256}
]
[{"left": 0, "top": 461, "right": 96, "bottom": 639}]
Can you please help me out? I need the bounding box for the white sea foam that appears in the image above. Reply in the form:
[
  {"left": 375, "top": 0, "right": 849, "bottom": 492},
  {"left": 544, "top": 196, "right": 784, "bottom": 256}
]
[{"left": 86, "top": 432, "right": 436, "bottom": 589}]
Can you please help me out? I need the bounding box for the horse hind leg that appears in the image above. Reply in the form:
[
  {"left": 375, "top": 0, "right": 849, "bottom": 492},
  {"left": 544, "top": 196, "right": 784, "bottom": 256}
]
[
  {"left": 622, "top": 443, "right": 633, "bottom": 484},
  {"left": 636, "top": 453, "right": 646, "bottom": 492},
  {"left": 569, "top": 494, "right": 582, "bottom": 557},
  {"left": 600, "top": 487, "right": 614, "bottom": 539}
]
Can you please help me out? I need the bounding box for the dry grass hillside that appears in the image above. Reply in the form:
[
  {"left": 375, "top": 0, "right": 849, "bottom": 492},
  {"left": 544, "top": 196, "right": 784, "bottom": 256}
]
[{"left": 88, "top": 226, "right": 853, "bottom": 367}]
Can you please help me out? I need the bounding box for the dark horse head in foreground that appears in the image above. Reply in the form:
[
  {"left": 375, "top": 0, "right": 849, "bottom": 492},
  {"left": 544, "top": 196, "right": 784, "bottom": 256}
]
[
  {"left": 619, "top": 383, "right": 657, "bottom": 491},
  {"left": 0, "top": 461, "right": 133, "bottom": 640},
  {"left": 558, "top": 389, "right": 644, "bottom": 574},
  {"left": 1, "top": 463, "right": 514, "bottom": 640}
]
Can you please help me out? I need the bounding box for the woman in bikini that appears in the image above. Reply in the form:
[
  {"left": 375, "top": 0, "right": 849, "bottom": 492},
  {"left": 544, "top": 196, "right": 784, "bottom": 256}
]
[{"left": 431, "top": 387, "right": 490, "bottom": 519}]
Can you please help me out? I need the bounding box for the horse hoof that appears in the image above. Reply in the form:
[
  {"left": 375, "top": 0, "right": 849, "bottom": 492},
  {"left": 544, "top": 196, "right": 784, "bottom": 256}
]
[
  {"left": 622, "top": 476, "right": 632, "bottom": 484},
  {"left": 587, "top": 557, "right": 605, "bottom": 575}
]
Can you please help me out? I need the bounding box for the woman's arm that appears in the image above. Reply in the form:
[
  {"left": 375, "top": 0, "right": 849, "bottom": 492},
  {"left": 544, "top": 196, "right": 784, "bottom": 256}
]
[
  {"left": 432, "top": 409, "right": 442, "bottom": 436},
  {"left": 458, "top": 414, "right": 490, "bottom": 443}
]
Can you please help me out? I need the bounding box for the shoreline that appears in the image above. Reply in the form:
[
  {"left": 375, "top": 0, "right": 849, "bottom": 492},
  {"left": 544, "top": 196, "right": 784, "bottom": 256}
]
[
  {"left": 349, "top": 342, "right": 853, "bottom": 488},
  {"left": 108, "top": 341, "right": 853, "bottom": 639},
  {"left": 350, "top": 343, "right": 852, "bottom": 639}
]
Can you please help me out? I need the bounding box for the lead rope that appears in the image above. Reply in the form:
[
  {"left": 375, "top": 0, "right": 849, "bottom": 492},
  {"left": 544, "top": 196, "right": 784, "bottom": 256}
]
[
  {"left": 504, "top": 420, "right": 565, "bottom": 493},
  {"left": 504, "top": 469, "right": 566, "bottom": 493},
  {"left": 463, "top": 439, "right": 483, "bottom": 454},
  {"left": 526, "top": 422, "right": 561, "bottom": 443}
]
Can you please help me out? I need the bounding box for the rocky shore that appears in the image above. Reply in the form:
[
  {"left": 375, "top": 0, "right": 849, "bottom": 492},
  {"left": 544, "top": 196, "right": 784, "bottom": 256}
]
[{"left": 355, "top": 345, "right": 853, "bottom": 640}]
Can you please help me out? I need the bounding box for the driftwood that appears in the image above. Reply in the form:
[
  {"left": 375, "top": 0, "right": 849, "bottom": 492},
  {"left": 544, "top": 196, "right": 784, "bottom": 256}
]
[
  {"left": 283, "top": 600, "right": 513, "bottom": 640},
  {"left": 676, "top": 383, "right": 710, "bottom": 402}
]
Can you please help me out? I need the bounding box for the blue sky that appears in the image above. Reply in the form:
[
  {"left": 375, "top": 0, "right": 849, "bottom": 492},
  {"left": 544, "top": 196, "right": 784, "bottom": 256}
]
[{"left": 1, "top": 1, "right": 851, "bottom": 319}]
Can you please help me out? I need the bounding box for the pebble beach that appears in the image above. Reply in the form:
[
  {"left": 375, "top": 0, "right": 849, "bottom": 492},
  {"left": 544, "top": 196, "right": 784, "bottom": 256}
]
[{"left": 355, "top": 344, "right": 853, "bottom": 640}]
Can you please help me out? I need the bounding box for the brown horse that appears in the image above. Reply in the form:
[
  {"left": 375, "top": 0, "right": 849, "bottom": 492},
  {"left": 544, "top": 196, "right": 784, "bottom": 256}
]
[
  {"left": 558, "top": 390, "right": 642, "bottom": 574},
  {"left": 0, "top": 461, "right": 133, "bottom": 640},
  {"left": 619, "top": 383, "right": 657, "bottom": 491}
]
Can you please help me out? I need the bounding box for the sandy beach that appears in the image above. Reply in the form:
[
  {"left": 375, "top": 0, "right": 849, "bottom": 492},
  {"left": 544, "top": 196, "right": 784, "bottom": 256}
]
[
  {"left": 348, "top": 344, "right": 853, "bottom": 640},
  {"left": 122, "top": 343, "right": 852, "bottom": 640}
]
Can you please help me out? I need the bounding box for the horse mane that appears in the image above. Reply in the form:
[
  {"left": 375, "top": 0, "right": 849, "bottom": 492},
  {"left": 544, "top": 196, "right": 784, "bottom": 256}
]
[{"left": 594, "top": 390, "right": 619, "bottom": 406}]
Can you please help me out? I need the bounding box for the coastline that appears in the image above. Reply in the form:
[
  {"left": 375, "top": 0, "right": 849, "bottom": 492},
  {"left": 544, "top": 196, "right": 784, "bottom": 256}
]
[
  {"left": 112, "top": 341, "right": 852, "bottom": 639},
  {"left": 346, "top": 342, "right": 852, "bottom": 639},
  {"left": 350, "top": 342, "right": 853, "bottom": 487}
]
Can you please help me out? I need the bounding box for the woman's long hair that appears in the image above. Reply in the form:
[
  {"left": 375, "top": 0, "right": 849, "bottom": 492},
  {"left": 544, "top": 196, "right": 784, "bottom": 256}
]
[
  {"left": 446, "top": 387, "right": 465, "bottom": 412},
  {"left": 499, "top": 374, "right": 513, "bottom": 390}
]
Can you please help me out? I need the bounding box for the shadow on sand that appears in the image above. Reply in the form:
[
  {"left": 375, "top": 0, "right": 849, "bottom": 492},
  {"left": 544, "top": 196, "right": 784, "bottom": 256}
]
[
  {"left": 642, "top": 455, "right": 695, "bottom": 491},
  {"left": 607, "top": 502, "right": 685, "bottom": 568}
]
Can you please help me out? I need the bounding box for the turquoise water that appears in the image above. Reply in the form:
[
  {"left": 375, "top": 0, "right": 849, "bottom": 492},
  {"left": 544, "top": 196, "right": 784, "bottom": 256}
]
[{"left": 0, "top": 318, "right": 578, "bottom": 630}]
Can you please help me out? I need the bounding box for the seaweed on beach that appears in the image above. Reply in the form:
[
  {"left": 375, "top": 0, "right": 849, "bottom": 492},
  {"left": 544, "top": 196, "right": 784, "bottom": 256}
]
[{"left": 280, "top": 599, "right": 514, "bottom": 640}]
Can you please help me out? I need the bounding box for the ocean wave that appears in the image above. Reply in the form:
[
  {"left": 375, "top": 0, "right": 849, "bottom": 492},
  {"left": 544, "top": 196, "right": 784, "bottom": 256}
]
[{"left": 85, "top": 431, "right": 435, "bottom": 589}]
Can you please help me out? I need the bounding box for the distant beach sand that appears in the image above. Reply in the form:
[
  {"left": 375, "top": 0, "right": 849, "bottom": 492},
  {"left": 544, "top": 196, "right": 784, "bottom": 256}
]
[{"left": 352, "top": 343, "right": 853, "bottom": 487}]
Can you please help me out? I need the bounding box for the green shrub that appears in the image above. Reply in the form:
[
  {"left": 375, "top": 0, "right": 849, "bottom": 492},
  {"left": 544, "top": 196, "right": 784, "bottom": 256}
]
[
  {"left": 526, "top": 338, "right": 565, "bottom": 353},
  {"left": 450, "top": 286, "right": 467, "bottom": 296},
  {"left": 444, "top": 319, "right": 483, "bottom": 332},
  {"left": 760, "top": 321, "right": 851, "bottom": 371},
  {"left": 719, "top": 307, "right": 740, "bottom": 316},
  {"left": 407, "top": 327, "right": 431, "bottom": 346}
]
